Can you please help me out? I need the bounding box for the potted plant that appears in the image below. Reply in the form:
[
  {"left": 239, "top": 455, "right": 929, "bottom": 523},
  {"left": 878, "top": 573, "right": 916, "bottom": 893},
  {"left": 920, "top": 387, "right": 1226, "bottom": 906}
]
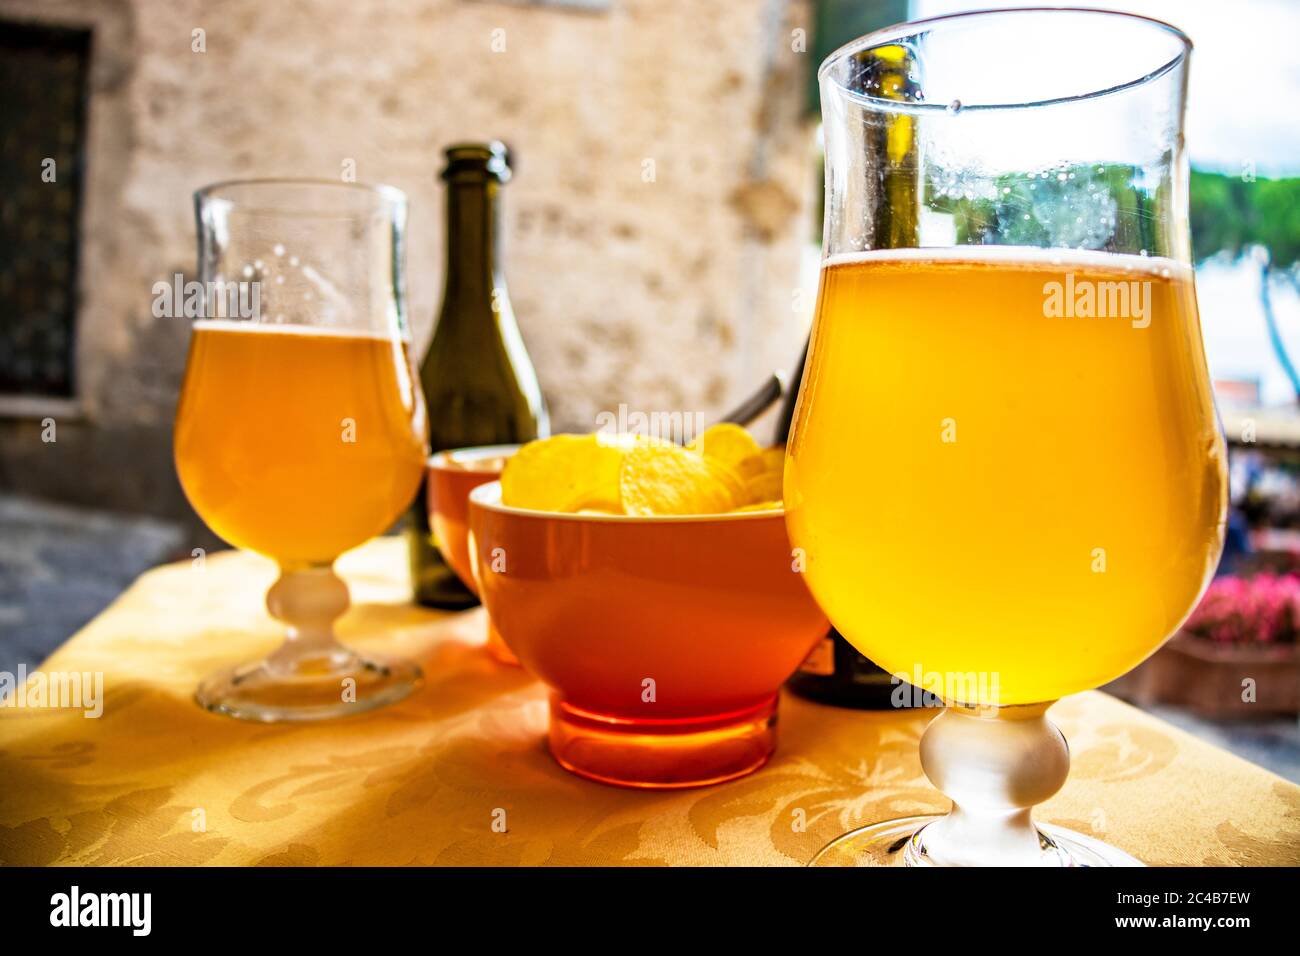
[{"left": 1108, "top": 573, "right": 1300, "bottom": 717}]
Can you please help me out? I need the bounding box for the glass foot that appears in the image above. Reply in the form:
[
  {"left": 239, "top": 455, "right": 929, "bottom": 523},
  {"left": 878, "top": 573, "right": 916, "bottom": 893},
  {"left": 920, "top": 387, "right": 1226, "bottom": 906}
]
[
  {"left": 548, "top": 695, "right": 777, "bottom": 789},
  {"left": 808, "top": 815, "right": 1144, "bottom": 867},
  {"left": 196, "top": 651, "right": 421, "bottom": 722}
]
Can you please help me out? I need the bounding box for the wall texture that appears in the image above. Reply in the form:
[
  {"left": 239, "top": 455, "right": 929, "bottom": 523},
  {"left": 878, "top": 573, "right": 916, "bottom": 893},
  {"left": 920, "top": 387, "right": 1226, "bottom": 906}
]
[{"left": 0, "top": 0, "right": 818, "bottom": 526}]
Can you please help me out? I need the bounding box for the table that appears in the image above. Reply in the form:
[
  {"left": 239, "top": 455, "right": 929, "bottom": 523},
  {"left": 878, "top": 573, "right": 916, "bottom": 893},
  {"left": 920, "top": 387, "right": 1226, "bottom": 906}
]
[{"left": 2, "top": 538, "right": 1297, "bottom": 866}]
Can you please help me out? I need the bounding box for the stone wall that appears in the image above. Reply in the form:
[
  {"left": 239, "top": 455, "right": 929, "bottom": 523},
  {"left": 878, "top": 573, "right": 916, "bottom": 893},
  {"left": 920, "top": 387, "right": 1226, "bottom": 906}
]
[{"left": 0, "top": 0, "right": 819, "bottom": 525}]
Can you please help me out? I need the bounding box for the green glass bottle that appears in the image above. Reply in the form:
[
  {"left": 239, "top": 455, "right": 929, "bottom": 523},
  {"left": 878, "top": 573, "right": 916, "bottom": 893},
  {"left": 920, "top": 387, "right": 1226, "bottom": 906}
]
[
  {"left": 408, "top": 142, "right": 548, "bottom": 608},
  {"left": 777, "top": 339, "right": 914, "bottom": 709},
  {"left": 783, "top": 46, "right": 932, "bottom": 709}
]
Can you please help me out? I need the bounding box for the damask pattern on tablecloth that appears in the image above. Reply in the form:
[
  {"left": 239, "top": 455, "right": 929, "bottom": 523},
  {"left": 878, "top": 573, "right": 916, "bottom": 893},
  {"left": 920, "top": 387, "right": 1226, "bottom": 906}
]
[{"left": 2, "top": 540, "right": 1297, "bottom": 867}]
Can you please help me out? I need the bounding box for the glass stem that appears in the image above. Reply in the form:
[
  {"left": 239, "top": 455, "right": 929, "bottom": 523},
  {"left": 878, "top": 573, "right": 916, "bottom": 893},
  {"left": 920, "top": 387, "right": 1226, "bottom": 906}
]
[
  {"left": 264, "top": 564, "right": 353, "bottom": 676},
  {"left": 915, "top": 702, "right": 1069, "bottom": 866}
]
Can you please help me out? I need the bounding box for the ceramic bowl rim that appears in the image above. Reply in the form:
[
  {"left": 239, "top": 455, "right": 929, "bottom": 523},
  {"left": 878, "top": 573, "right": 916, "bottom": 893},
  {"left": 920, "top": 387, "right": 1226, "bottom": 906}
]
[{"left": 427, "top": 444, "right": 522, "bottom": 473}]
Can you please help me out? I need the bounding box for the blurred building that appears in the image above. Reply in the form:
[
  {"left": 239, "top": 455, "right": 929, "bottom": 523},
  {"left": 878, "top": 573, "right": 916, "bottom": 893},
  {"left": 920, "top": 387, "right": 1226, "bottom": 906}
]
[{"left": 0, "top": 0, "right": 820, "bottom": 529}]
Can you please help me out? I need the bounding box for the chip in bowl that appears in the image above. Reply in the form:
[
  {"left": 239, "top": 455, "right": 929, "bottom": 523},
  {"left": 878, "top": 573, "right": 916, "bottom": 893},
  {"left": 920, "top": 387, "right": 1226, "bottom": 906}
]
[{"left": 500, "top": 424, "right": 786, "bottom": 516}]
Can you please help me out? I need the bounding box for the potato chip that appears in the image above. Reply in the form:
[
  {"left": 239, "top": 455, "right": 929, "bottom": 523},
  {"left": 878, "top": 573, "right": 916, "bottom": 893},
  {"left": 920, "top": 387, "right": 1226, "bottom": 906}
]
[
  {"left": 758, "top": 446, "right": 785, "bottom": 473},
  {"left": 691, "top": 423, "right": 762, "bottom": 475},
  {"left": 620, "top": 441, "right": 738, "bottom": 516},
  {"left": 501, "top": 434, "right": 627, "bottom": 512},
  {"left": 504, "top": 430, "right": 785, "bottom": 516},
  {"left": 706, "top": 458, "right": 748, "bottom": 504},
  {"left": 742, "top": 469, "right": 783, "bottom": 505}
]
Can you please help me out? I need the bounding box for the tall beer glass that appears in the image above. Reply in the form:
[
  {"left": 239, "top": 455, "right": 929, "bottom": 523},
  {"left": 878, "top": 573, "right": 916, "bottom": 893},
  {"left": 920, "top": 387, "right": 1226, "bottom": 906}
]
[
  {"left": 177, "top": 181, "right": 428, "bottom": 721},
  {"left": 786, "top": 9, "right": 1225, "bottom": 865}
]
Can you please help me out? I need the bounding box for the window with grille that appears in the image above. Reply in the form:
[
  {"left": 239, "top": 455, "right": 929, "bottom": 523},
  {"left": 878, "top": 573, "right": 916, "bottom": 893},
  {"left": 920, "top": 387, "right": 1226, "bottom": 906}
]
[{"left": 0, "top": 19, "right": 92, "bottom": 399}]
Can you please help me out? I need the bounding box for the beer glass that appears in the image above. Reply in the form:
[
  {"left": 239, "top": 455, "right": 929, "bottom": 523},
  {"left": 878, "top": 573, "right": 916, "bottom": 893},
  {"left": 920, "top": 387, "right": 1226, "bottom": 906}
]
[
  {"left": 177, "top": 180, "right": 428, "bottom": 721},
  {"left": 786, "top": 9, "right": 1225, "bottom": 864}
]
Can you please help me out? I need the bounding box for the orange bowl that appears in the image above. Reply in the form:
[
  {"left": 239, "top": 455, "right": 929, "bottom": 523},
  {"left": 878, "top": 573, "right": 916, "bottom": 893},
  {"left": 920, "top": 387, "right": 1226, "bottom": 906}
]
[
  {"left": 468, "top": 481, "right": 830, "bottom": 788},
  {"left": 427, "top": 445, "right": 519, "bottom": 665},
  {"left": 427, "top": 445, "right": 519, "bottom": 594}
]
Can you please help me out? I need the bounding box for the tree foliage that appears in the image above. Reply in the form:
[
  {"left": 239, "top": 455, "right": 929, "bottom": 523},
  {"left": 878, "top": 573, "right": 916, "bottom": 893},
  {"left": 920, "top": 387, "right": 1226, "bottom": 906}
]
[
  {"left": 922, "top": 166, "right": 1300, "bottom": 269},
  {"left": 1189, "top": 170, "right": 1300, "bottom": 269}
]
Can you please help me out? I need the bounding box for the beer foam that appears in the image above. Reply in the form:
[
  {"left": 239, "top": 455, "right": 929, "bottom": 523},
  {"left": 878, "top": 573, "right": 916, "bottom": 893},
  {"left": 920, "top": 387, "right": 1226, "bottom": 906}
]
[
  {"left": 191, "top": 319, "right": 406, "bottom": 342},
  {"left": 823, "top": 245, "right": 1191, "bottom": 280}
]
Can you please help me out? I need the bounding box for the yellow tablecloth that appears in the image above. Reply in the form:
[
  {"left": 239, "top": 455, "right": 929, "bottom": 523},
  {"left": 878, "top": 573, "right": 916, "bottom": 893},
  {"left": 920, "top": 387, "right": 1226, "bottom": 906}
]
[{"left": 1, "top": 537, "right": 1297, "bottom": 866}]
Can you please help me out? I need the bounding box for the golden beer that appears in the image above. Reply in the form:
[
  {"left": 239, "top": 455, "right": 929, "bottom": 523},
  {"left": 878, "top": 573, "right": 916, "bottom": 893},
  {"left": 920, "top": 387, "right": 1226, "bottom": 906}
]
[
  {"left": 785, "top": 248, "right": 1226, "bottom": 706},
  {"left": 175, "top": 321, "right": 427, "bottom": 567}
]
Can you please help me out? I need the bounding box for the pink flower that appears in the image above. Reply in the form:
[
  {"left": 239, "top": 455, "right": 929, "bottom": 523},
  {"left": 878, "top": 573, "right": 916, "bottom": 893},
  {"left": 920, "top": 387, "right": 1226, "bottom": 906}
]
[{"left": 1183, "top": 573, "right": 1300, "bottom": 645}]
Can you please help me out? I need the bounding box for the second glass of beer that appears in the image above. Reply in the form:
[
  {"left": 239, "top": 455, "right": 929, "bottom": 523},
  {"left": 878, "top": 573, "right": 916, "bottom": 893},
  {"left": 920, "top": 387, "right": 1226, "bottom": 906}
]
[{"left": 176, "top": 180, "right": 428, "bottom": 721}]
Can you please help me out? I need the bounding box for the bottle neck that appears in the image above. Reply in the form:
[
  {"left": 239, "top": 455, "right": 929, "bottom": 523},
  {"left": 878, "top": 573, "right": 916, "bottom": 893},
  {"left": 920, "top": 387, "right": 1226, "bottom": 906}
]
[{"left": 442, "top": 176, "right": 502, "bottom": 307}]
